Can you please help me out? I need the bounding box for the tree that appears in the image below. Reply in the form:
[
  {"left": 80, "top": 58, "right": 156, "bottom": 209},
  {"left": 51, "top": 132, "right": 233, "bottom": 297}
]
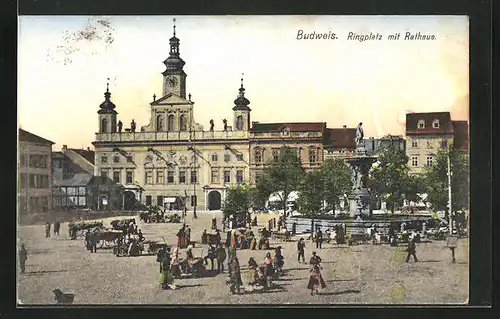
[
  {"left": 403, "top": 174, "right": 426, "bottom": 213},
  {"left": 320, "top": 158, "right": 353, "bottom": 212},
  {"left": 423, "top": 148, "right": 469, "bottom": 215},
  {"left": 256, "top": 147, "right": 304, "bottom": 220},
  {"left": 367, "top": 148, "right": 412, "bottom": 213},
  {"left": 222, "top": 184, "right": 253, "bottom": 221},
  {"left": 297, "top": 170, "right": 324, "bottom": 217}
]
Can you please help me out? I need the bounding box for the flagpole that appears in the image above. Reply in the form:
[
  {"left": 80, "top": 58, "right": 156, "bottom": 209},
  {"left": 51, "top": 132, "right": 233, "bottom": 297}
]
[{"left": 447, "top": 153, "right": 452, "bottom": 234}]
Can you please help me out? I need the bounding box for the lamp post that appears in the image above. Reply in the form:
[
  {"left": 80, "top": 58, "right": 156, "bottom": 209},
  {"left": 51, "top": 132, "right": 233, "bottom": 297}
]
[{"left": 447, "top": 153, "right": 453, "bottom": 234}]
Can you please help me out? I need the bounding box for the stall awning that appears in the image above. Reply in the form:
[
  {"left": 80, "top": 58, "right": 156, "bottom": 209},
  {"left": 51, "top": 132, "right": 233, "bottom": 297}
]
[{"left": 163, "top": 197, "right": 177, "bottom": 203}]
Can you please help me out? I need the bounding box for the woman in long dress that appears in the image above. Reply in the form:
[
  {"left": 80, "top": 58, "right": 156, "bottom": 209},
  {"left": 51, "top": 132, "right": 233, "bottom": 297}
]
[
  {"left": 170, "top": 247, "right": 181, "bottom": 278},
  {"left": 264, "top": 253, "right": 274, "bottom": 289},
  {"left": 246, "top": 257, "right": 260, "bottom": 286},
  {"left": 160, "top": 251, "right": 175, "bottom": 289},
  {"left": 307, "top": 264, "right": 326, "bottom": 295}
]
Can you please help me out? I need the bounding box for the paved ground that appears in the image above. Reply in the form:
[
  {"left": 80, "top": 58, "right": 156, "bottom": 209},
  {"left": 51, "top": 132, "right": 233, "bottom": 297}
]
[{"left": 17, "top": 211, "right": 468, "bottom": 305}]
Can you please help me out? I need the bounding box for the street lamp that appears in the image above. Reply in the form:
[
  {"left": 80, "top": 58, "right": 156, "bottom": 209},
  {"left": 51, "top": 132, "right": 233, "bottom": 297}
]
[{"left": 447, "top": 153, "right": 453, "bottom": 234}]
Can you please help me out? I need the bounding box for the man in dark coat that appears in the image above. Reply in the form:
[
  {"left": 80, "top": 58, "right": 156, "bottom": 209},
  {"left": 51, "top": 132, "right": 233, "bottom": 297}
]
[
  {"left": 315, "top": 229, "right": 323, "bottom": 249},
  {"left": 45, "top": 222, "right": 51, "bottom": 238},
  {"left": 19, "top": 244, "right": 28, "bottom": 274},
  {"left": 405, "top": 235, "right": 418, "bottom": 262},
  {"left": 216, "top": 244, "right": 227, "bottom": 273},
  {"left": 297, "top": 238, "right": 306, "bottom": 263},
  {"left": 54, "top": 220, "right": 61, "bottom": 236},
  {"left": 309, "top": 251, "right": 322, "bottom": 266}
]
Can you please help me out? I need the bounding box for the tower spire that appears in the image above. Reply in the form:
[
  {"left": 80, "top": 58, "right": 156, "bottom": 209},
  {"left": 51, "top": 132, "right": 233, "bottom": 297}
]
[
  {"left": 106, "top": 77, "right": 110, "bottom": 93},
  {"left": 173, "top": 18, "right": 176, "bottom": 36},
  {"left": 241, "top": 73, "right": 244, "bottom": 89}
]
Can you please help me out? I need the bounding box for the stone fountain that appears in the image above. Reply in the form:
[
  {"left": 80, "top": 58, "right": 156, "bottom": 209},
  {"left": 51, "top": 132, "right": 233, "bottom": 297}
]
[{"left": 345, "top": 123, "right": 376, "bottom": 218}]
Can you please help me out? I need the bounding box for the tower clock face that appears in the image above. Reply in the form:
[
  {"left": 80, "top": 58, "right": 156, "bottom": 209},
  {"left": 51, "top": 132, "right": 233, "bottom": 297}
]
[{"left": 166, "top": 76, "right": 178, "bottom": 87}]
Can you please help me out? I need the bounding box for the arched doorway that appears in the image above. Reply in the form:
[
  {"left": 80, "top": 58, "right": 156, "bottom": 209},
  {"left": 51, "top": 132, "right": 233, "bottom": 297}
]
[
  {"left": 208, "top": 190, "right": 222, "bottom": 210},
  {"left": 124, "top": 191, "right": 136, "bottom": 210}
]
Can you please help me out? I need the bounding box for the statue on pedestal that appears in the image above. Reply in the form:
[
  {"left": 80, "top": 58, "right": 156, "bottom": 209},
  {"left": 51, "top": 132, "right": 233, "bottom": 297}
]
[
  {"left": 131, "top": 119, "right": 136, "bottom": 132},
  {"left": 222, "top": 119, "right": 227, "bottom": 131},
  {"left": 209, "top": 119, "right": 214, "bottom": 131},
  {"left": 117, "top": 120, "right": 123, "bottom": 133},
  {"left": 355, "top": 122, "right": 364, "bottom": 146}
]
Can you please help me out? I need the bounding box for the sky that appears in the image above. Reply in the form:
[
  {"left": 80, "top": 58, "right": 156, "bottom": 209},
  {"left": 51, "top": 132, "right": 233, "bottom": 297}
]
[{"left": 18, "top": 15, "right": 469, "bottom": 150}]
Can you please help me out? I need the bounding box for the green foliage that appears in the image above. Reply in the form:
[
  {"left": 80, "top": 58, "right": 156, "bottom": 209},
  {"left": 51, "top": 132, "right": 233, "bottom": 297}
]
[
  {"left": 297, "top": 170, "right": 324, "bottom": 218},
  {"left": 320, "top": 159, "right": 353, "bottom": 211},
  {"left": 256, "top": 147, "right": 304, "bottom": 214},
  {"left": 423, "top": 148, "right": 469, "bottom": 212},
  {"left": 367, "top": 148, "right": 411, "bottom": 213},
  {"left": 222, "top": 184, "right": 253, "bottom": 220}
]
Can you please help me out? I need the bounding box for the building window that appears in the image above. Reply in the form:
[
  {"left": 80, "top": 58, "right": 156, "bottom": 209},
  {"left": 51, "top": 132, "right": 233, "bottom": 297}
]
[
  {"left": 146, "top": 195, "right": 152, "bottom": 207},
  {"left": 145, "top": 169, "right": 153, "bottom": 184},
  {"left": 113, "top": 171, "right": 120, "bottom": 183},
  {"left": 156, "top": 115, "right": 164, "bottom": 132},
  {"left": 156, "top": 169, "right": 164, "bottom": 184},
  {"left": 224, "top": 170, "right": 231, "bottom": 183},
  {"left": 179, "top": 114, "right": 187, "bottom": 131},
  {"left": 236, "top": 153, "right": 244, "bottom": 161},
  {"left": 20, "top": 173, "right": 27, "bottom": 189},
  {"left": 236, "top": 115, "right": 244, "bottom": 130},
  {"left": 426, "top": 140, "right": 432, "bottom": 148},
  {"left": 191, "top": 195, "right": 197, "bottom": 207},
  {"left": 411, "top": 156, "right": 418, "bottom": 167},
  {"left": 20, "top": 154, "right": 27, "bottom": 167},
  {"left": 29, "top": 155, "right": 47, "bottom": 168},
  {"left": 236, "top": 170, "right": 244, "bottom": 183},
  {"left": 167, "top": 170, "right": 174, "bottom": 184},
  {"left": 272, "top": 149, "right": 279, "bottom": 161},
  {"left": 255, "top": 171, "right": 264, "bottom": 182},
  {"left": 432, "top": 119, "right": 440, "bottom": 128},
  {"left": 101, "top": 155, "right": 108, "bottom": 163},
  {"left": 126, "top": 170, "right": 133, "bottom": 184},
  {"left": 211, "top": 169, "right": 219, "bottom": 184},
  {"left": 282, "top": 127, "right": 290, "bottom": 136},
  {"left": 100, "top": 169, "right": 109, "bottom": 178},
  {"left": 418, "top": 120, "right": 425, "bottom": 129},
  {"left": 157, "top": 195, "right": 164, "bottom": 206},
  {"left": 190, "top": 170, "right": 197, "bottom": 184},
  {"left": 254, "top": 149, "right": 263, "bottom": 163},
  {"left": 309, "top": 148, "right": 317, "bottom": 163},
  {"left": 113, "top": 155, "right": 120, "bottom": 163},
  {"left": 101, "top": 118, "right": 108, "bottom": 133},
  {"left": 441, "top": 140, "right": 448, "bottom": 148},
  {"left": 411, "top": 140, "right": 418, "bottom": 148},
  {"left": 179, "top": 170, "right": 186, "bottom": 184},
  {"left": 211, "top": 153, "right": 218, "bottom": 162},
  {"left": 426, "top": 156, "right": 433, "bottom": 166},
  {"left": 224, "top": 153, "right": 231, "bottom": 162},
  {"left": 167, "top": 114, "right": 175, "bottom": 131}
]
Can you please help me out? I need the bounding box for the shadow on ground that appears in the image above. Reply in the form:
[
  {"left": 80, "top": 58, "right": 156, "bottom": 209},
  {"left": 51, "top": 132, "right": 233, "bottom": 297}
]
[
  {"left": 318, "top": 289, "right": 361, "bottom": 296},
  {"left": 24, "top": 270, "right": 69, "bottom": 275}
]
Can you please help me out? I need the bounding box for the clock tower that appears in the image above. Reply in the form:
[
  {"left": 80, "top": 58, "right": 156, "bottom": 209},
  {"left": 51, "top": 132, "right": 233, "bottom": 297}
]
[
  {"left": 162, "top": 19, "right": 187, "bottom": 98},
  {"left": 232, "top": 74, "right": 251, "bottom": 131}
]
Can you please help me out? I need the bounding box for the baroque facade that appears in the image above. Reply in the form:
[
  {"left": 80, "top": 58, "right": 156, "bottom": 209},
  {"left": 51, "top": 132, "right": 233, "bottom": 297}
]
[{"left": 92, "top": 22, "right": 355, "bottom": 212}]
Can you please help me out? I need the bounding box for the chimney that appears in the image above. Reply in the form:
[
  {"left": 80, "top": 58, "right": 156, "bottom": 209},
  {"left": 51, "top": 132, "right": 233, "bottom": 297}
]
[{"left": 62, "top": 145, "right": 67, "bottom": 150}]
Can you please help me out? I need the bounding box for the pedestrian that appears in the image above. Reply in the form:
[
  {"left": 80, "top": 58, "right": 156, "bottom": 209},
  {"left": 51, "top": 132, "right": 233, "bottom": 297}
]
[
  {"left": 405, "top": 234, "right": 418, "bottom": 262},
  {"left": 307, "top": 264, "right": 326, "bottom": 296},
  {"left": 297, "top": 237, "right": 306, "bottom": 263},
  {"left": 90, "top": 230, "right": 98, "bottom": 253},
  {"left": 45, "top": 222, "right": 51, "bottom": 238},
  {"left": 156, "top": 247, "right": 166, "bottom": 273},
  {"left": 54, "top": 220, "right": 61, "bottom": 236},
  {"left": 186, "top": 226, "right": 191, "bottom": 246},
  {"left": 227, "top": 248, "right": 242, "bottom": 294},
  {"left": 315, "top": 229, "right": 323, "bottom": 249},
  {"left": 309, "top": 251, "right": 322, "bottom": 266},
  {"left": 160, "top": 248, "right": 174, "bottom": 289},
  {"left": 19, "top": 244, "right": 28, "bottom": 274},
  {"left": 211, "top": 217, "right": 217, "bottom": 230},
  {"left": 264, "top": 252, "right": 274, "bottom": 289},
  {"left": 215, "top": 229, "right": 221, "bottom": 247},
  {"left": 216, "top": 244, "right": 227, "bottom": 273},
  {"left": 170, "top": 247, "right": 181, "bottom": 278}
]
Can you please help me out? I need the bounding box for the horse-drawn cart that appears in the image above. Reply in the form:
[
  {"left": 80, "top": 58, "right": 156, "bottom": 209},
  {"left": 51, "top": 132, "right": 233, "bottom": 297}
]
[{"left": 95, "top": 230, "right": 123, "bottom": 248}]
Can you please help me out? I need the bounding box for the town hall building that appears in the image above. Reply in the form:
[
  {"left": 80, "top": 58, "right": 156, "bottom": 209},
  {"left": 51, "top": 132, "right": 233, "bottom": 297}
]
[{"left": 92, "top": 21, "right": 353, "bottom": 212}]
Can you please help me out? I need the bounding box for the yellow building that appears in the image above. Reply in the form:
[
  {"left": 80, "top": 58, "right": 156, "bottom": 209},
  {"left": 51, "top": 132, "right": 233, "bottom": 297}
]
[
  {"left": 18, "top": 129, "right": 54, "bottom": 213},
  {"left": 405, "top": 112, "right": 458, "bottom": 174},
  {"left": 92, "top": 22, "right": 354, "bottom": 212}
]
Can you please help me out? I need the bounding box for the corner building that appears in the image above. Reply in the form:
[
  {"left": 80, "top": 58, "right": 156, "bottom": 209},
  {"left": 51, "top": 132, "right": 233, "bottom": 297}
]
[{"left": 93, "top": 22, "right": 335, "bottom": 212}]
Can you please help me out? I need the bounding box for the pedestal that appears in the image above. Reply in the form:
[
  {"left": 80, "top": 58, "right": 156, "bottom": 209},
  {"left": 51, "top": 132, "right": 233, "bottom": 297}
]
[{"left": 348, "top": 188, "right": 372, "bottom": 218}]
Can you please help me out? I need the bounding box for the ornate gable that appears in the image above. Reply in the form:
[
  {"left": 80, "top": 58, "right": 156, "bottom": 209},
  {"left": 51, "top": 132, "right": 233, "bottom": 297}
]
[{"left": 151, "top": 93, "right": 192, "bottom": 106}]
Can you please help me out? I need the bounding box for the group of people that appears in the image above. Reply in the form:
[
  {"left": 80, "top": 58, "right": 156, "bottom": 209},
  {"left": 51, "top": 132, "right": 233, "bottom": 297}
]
[
  {"left": 115, "top": 229, "right": 146, "bottom": 257},
  {"left": 45, "top": 220, "right": 61, "bottom": 238}
]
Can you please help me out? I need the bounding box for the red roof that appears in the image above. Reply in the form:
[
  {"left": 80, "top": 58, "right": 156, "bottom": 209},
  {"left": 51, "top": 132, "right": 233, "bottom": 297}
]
[
  {"left": 452, "top": 121, "right": 468, "bottom": 151},
  {"left": 406, "top": 112, "right": 454, "bottom": 135},
  {"left": 71, "top": 149, "right": 95, "bottom": 165},
  {"left": 323, "top": 128, "right": 356, "bottom": 149},
  {"left": 18, "top": 128, "right": 54, "bottom": 145},
  {"left": 251, "top": 122, "right": 326, "bottom": 133}
]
